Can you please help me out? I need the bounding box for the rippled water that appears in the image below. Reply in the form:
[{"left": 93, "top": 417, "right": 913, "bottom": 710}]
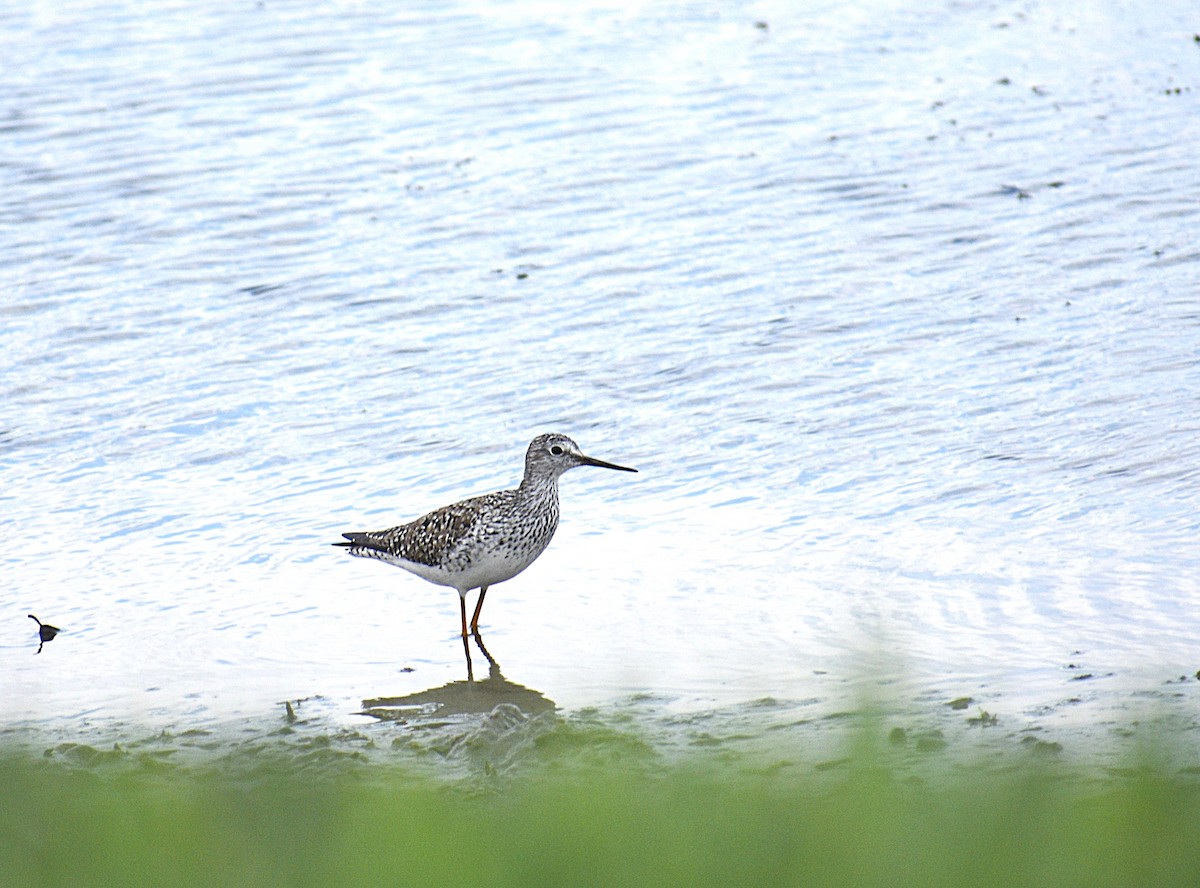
[{"left": 3, "top": 0, "right": 1199, "bottom": 757}]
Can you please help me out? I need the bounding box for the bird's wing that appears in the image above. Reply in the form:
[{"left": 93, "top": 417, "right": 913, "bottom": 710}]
[{"left": 336, "top": 492, "right": 508, "bottom": 567}]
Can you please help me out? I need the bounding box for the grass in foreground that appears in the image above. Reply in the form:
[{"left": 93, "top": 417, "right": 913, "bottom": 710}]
[{"left": 5, "top": 736, "right": 1200, "bottom": 888}]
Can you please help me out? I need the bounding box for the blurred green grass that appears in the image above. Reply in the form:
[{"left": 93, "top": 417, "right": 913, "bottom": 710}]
[{"left": 5, "top": 734, "right": 1200, "bottom": 888}]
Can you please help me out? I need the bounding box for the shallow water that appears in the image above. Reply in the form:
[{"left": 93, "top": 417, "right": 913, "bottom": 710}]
[{"left": 3, "top": 0, "right": 1200, "bottom": 758}]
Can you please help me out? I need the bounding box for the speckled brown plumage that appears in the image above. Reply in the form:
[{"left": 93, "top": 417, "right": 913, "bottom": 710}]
[{"left": 334, "top": 433, "right": 637, "bottom": 637}]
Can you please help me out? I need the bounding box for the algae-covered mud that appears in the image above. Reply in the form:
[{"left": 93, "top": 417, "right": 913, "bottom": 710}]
[
  {"left": 9, "top": 623, "right": 1200, "bottom": 887},
  {"left": 16, "top": 645, "right": 1200, "bottom": 788},
  {"left": 7, "top": 697, "right": 1200, "bottom": 888}
]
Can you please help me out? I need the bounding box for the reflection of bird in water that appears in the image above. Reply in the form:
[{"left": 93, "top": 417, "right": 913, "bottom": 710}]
[
  {"left": 361, "top": 633, "right": 554, "bottom": 720},
  {"left": 335, "top": 433, "right": 636, "bottom": 638},
  {"left": 462, "top": 631, "right": 498, "bottom": 683},
  {"left": 28, "top": 614, "right": 61, "bottom": 655}
]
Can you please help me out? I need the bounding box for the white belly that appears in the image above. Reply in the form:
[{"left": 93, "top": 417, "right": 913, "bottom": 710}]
[{"left": 386, "top": 541, "right": 546, "bottom": 592}]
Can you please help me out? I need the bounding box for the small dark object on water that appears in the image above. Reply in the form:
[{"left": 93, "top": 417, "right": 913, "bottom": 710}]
[
  {"left": 29, "top": 614, "right": 61, "bottom": 654},
  {"left": 947, "top": 696, "right": 973, "bottom": 710},
  {"left": 997, "top": 184, "right": 1031, "bottom": 200}
]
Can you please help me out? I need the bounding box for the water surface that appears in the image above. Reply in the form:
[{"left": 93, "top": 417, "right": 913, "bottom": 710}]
[{"left": 3, "top": 0, "right": 1199, "bottom": 762}]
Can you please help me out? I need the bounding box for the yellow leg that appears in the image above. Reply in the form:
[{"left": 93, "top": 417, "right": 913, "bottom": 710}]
[{"left": 469, "top": 586, "right": 488, "bottom": 636}]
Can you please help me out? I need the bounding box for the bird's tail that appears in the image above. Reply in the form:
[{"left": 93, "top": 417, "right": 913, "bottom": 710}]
[{"left": 333, "top": 531, "right": 391, "bottom": 556}]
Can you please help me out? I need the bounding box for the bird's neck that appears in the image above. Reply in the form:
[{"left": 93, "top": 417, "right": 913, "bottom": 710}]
[{"left": 518, "top": 472, "right": 559, "bottom": 500}]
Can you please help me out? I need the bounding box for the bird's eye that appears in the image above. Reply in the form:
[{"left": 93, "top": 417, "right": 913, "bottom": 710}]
[{"left": 550, "top": 445, "right": 564, "bottom": 455}]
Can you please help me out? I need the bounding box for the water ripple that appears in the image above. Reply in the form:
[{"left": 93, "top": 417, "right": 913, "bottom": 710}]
[{"left": 2, "top": 0, "right": 1199, "bottom": 737}]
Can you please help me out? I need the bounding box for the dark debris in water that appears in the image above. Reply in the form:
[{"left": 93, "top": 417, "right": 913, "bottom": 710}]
[
  {"left": 966, "top": 710, "right": 999, "bottom": 728},
  {"left": 28, "top": 614, "right": 61, "bottom": 654},
  {"left": 997, "top": 184, "right": 1031, "bottom": 200},
  {"left": 1164, "top": 672, "right": 1200, "bottom": 684}
]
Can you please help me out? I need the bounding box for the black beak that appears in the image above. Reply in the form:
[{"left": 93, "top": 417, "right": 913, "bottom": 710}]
[{"left": 579, "top": 454, "right": 637, "bottom": 473}]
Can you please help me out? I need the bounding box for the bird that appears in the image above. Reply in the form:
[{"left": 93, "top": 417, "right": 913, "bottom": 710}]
[{"left": 334, "top": 433, "right": 637, "bottom": 638}]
